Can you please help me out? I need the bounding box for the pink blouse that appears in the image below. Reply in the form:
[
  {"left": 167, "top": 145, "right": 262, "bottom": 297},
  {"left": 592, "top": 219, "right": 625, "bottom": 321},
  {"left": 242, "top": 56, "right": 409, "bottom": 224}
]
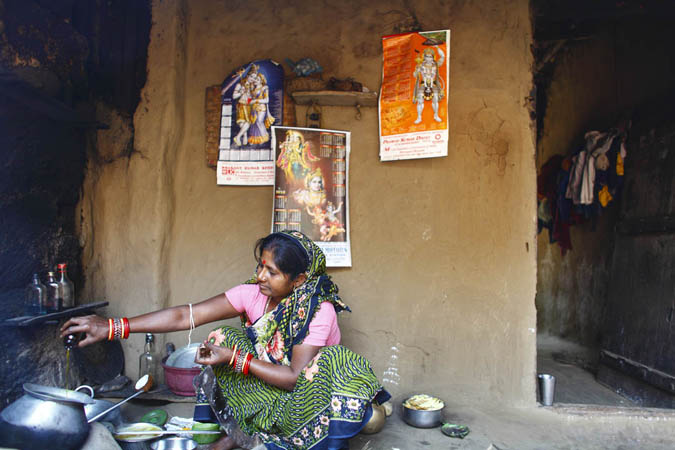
[{"left": 225, "top": 284, "right": 341, "bottom": 346}]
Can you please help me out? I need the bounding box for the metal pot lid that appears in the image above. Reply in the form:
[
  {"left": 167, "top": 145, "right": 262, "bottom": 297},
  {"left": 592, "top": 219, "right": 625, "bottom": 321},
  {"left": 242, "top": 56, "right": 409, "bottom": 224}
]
[
  {"left": 164, "top": 343, "right": 201, "bottom": 369},
  {"left": 23, "top": 383, "right": 95, "bottom": 405}
]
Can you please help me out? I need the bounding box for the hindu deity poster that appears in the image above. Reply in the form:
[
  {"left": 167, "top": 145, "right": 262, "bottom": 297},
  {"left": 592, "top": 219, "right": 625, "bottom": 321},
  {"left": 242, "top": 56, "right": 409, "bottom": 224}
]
[
  {"left": 379, "top": 30, "right": 450, "bottom": 161},
  {"left": 216, "top": 59, "right": 284, "bottom": 185},
  {"left": 271, "top": 126, "right": 352, "bottom": 267}
]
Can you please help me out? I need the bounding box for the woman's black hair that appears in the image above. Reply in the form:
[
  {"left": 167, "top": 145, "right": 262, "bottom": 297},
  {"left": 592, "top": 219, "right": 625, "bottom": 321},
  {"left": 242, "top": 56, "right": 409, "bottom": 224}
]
[{"left": 255, "top": 233, "right": 309, "bottom": 280}]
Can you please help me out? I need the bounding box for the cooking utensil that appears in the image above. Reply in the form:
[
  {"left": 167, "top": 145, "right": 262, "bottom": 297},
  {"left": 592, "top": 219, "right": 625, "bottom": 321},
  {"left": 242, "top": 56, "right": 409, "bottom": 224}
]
[
  {"left": 163, "top": 344, "right": 202, "bottom": 396},
  {"left": 151, "top": 437, "right": 198, "bottom": 450},
  {"left": 165, "top": 343, "right": 201, "bottom": 368},
  {"left": 116, "top": 430, "right": 223, "bottom": 436},
  {"left": 401, "top": 395, "right": 444, "bottom": 428},
  {"left": 402, "top": 404, "right": 443, "bottom": 428},
  {"left": 113, "top": 423, "right": 221, "bottom": 444},
  {"left": 75, "top": 385, "right": 124, "bottom": 426},
  {"left": 360, "top": 403, "right": 386, "bottom": 434},
  {"left": 87, "top": 374, "right": 153, "bottom": 423},
  {"left": 162, "top": 351, "right": 202, "bottom": 396},
  {"left": 84, "top": 398, "right": 125, "bottom": 425},
  {"left": 113, "top": 422, "right": 163, "bottom": 442},
  {"left": 0, "top": 383, "right": 95, "bottom": 450}
]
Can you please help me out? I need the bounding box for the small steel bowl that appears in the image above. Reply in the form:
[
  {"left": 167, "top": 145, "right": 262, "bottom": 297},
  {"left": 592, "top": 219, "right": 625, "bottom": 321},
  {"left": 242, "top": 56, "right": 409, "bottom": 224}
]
[
  {"left": 401, "top": 404, "right": 443, "bottom": 428},
  {"left": 150, "top": 437, "right": 197, "bottom": 450}
]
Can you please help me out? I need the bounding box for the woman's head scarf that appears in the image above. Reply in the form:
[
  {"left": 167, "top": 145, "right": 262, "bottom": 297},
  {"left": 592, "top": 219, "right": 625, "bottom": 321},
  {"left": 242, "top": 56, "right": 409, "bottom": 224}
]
[{"left": 245, "top": 230, "right": 350, "bottom": 362}]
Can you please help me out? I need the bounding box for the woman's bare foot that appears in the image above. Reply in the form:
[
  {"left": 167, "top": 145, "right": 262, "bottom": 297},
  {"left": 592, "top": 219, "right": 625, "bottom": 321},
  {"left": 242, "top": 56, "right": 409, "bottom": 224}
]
[{"left": 207, "top": 435, "right": 236, "bottom": 450}]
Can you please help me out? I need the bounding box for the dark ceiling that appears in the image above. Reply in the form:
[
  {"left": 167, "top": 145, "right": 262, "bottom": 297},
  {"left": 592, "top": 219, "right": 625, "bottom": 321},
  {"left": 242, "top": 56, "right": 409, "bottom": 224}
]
[{"left": 533, "top": 0, "right": 675, "bottom": 42}]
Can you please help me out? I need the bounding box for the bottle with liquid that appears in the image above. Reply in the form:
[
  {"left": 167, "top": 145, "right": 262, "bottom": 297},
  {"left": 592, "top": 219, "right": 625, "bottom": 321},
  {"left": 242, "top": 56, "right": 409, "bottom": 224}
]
[
  {"left": 57, "top": 263, "right": 75, "bottom": 309},
  {"left": 25, "top": 273, "right": 47, "bottom": 316},
  {"left": 166, "top": 342, "right": 176, "bottom": 358},
  {"left": 63, "top": 332, "right": 84, "bottom": 349},
  {"left": 139, "top": 333, "right": 159, "bottom": 382},
  {"left": 45, "top": 271, "right": 62, "bottom": 312}
]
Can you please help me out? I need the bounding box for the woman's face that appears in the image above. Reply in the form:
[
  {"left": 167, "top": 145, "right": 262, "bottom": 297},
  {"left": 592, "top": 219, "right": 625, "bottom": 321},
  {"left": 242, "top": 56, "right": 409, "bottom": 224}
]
[{"left": 256, "top": 249, "right": 298, "bottom": 302}]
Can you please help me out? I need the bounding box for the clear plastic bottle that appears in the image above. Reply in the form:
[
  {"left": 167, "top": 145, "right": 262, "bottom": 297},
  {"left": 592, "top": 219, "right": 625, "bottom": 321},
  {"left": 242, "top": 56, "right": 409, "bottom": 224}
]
[
  {"left": 57, "top": 263, "right": 75, "bottom": 309},
  {"left": 25, "top": 273, "right": 47, "bottom": 316},
  {"left": 139, "top": 333, "right": 159, "bottom": 382},
  {"left": 45, "top": 271, "right": 62, "bottom": 312}
]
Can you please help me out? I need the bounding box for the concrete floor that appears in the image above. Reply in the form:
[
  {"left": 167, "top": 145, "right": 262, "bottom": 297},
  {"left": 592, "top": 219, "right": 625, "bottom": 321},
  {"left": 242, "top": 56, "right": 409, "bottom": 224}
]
[
  {"left": 536, "top": 334, "right": 637, "bottom": 407},
  {"left": 91, "top": 338, "right": 675, "bottom": 450},
  {"left": 115, "top": 397, "right": 675, "bottom": 450}
]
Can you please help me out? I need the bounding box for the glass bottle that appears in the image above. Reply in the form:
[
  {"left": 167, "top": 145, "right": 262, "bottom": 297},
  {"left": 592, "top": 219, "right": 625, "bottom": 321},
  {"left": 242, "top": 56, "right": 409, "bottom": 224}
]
[
  {"left": 25, "top": 273, "right": 46, "bottom": 316},
  {"left": 63, "top": 332, "right": 84, "bottom": 349},
  {"left": 166, "top": 342, "right": 176, "bottom": 358},
  {"left": 57, "top": 263, "right": 75, "bottom": 309},
  {"left": 139, "top": 333, "right": 158, "bottom": 382},
  {"left": 45, "top": 271, "right": 62, "bottom": 312}
]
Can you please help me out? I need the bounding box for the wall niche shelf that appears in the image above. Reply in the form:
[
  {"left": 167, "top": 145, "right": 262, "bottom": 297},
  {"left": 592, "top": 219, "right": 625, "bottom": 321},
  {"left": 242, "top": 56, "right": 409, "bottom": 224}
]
[
  {"left": 2, "top": 301, "right": 109, "bottom": 327},
  {"left": 291, "top": 90, "right": 378, "bottom": 107}
]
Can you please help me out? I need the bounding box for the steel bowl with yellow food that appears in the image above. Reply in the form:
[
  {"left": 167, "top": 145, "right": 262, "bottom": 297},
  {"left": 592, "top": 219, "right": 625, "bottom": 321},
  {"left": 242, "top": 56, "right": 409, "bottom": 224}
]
[{"left": 401, "top": 394, "right": 445, "bottom": 428}]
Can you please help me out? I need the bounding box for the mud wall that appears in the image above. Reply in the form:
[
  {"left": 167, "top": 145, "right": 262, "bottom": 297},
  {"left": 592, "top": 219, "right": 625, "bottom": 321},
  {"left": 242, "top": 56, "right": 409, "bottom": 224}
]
[
  {"left": 536, "top": 18, "right": 675, "bottom": 348},
  {"left": 80, "top": 0, "right": 536, "bottom": 406},
  {"left": 0, "top": 0, "right": 150, "bottom": 405}
]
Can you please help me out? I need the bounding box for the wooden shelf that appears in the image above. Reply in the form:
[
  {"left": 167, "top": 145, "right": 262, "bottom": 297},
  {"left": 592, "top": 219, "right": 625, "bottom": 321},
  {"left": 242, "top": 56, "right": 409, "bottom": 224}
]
[
  {"left": 2, "top": 301, "right": 109, "bottom": 327},
  {"left": 291, "top": 90, "right": 378, "bottom": 107}
]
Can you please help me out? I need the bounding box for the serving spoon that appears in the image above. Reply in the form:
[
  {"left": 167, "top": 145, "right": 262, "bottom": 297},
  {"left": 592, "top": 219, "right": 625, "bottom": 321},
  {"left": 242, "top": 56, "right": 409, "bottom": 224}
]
[
  {"left": 87, "top": 374, "right": 153, "bottom": 423},
  {"left": 113, "top": 430, "right": 222, "bottom": 436}
]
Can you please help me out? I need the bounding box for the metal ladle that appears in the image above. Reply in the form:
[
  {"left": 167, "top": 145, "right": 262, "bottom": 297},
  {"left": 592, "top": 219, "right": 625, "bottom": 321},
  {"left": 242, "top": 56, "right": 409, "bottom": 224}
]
[{"left": 87, "top": 374, "right": 153, "bottom": 423}]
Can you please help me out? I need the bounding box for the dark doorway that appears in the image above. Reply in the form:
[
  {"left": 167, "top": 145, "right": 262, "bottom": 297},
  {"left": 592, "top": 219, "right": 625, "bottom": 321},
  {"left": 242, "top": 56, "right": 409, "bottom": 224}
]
[{"left": 532, "top": 0, "right": 674, "bottom": 409}]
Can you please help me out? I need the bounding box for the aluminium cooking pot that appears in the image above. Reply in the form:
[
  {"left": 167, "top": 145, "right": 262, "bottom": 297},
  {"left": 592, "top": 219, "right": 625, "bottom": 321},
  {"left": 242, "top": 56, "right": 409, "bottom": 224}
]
[
  {"left": 75, "top": 384, "right": 124, "bottom": 426},
  {"left": 0, "top": 383, "right": 94, "bottom": 450}
]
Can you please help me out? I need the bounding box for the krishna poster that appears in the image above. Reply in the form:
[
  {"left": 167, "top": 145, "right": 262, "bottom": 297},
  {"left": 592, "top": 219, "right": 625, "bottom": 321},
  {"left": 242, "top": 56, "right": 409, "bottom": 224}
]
[
  {"left": 271, "top": 126, "right": 352, "bottom": 267},
  {"left": 217, "top": 59, "right": 284, "bottom": 185}
]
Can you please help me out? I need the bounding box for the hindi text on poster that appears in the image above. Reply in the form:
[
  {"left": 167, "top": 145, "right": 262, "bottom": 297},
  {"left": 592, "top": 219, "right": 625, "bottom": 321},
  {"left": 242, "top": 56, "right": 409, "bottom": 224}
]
[
  {"left": 217, "top": 161, "right": 275, "bottom": 185},
  {"left": 379, "top": 30, "right": 450, "bottom": 161}
]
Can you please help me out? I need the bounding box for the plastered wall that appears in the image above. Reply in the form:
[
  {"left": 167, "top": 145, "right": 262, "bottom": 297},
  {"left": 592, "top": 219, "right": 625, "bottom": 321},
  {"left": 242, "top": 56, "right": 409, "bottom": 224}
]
[
  {"left": 536, "top": 18, "right": 675, "bottom": 348},
  {"left": 79, "top": 0, "right": 536, "bottom": 406}
]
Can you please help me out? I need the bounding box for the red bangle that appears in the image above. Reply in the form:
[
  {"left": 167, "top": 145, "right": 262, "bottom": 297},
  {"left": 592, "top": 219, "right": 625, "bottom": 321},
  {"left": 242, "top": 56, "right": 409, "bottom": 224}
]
[
  {"left": 122, "top": 317, "right": 130, "bottom": 339},
  {"left": 108, "top": 318, "right": 114, "bottom": 341},
  {"left": 242, "top": 353, "right": 253, "bottom": 375}
]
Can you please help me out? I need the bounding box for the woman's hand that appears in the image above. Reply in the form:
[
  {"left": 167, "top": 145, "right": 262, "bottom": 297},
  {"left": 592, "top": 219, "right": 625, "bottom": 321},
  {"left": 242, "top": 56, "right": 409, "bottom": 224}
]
[
  {"left": 59, "top": 315, "right": 110, "bottom": 347},
  {"left": 194, "top": 341, "right": 232, "bottom": 367}
]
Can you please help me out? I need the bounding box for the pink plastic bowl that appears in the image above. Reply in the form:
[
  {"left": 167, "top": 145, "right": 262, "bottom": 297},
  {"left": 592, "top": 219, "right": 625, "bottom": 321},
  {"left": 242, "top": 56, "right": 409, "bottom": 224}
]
[{"left": 162, "top": 361, "right": 201, "bottom": 396}]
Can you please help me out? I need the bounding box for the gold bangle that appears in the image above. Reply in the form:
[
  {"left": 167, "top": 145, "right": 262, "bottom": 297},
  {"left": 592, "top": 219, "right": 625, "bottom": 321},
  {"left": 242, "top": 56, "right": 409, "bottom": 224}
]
[{"left": 228, "top": 344, "right": 238, "bottom": 366}]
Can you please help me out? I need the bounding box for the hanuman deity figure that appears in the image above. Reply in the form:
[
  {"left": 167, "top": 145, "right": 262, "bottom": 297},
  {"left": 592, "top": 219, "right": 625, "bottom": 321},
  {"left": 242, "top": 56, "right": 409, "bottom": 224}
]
[{"left": 412, "top": 46, "right": 445, "bottom": 124}]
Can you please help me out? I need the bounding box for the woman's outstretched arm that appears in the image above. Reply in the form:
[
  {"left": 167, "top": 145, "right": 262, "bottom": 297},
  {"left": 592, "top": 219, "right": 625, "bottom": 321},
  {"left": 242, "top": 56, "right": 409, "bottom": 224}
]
[{"left": 60, "top": 293, "right": 240, "bottom": 347}]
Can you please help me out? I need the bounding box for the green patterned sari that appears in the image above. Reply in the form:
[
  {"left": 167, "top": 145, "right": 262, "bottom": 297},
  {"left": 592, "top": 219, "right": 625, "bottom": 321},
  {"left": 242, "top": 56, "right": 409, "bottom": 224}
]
[{"left": 198, "top": 231, "right": 389, "bottom": 449}]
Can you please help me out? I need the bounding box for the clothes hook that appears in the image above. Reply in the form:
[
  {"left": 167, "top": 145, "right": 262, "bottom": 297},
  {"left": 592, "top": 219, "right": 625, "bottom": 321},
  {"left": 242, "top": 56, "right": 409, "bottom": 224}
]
[{"left": 355, "top": 103, "right": 362, "bottom": 121}]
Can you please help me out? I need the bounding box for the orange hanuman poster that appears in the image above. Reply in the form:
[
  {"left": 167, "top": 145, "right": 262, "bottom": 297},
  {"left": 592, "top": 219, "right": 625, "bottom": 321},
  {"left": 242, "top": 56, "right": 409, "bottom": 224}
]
[{"left": 379, "top": 30, "right": 450, "bottom": 161}]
